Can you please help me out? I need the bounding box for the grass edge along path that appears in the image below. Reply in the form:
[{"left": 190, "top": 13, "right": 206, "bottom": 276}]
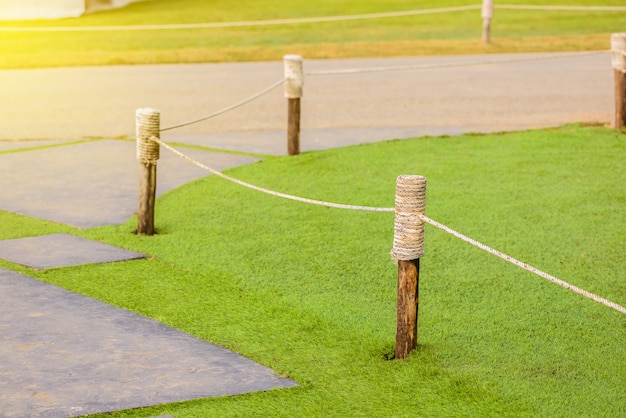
[
  {"left": 0, "top": 125, "right": 624, "bottom": 416},
  {"left": 1, "top": 0, "right": 625, "bottom": 69}
]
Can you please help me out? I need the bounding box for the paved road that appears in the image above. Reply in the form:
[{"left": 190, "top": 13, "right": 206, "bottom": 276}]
[
  {"left": 0, "top": 52, "right": 614, "bottom": 152},
  {"left": 0, "top": 51, "right": 615, "bottom": 228}
]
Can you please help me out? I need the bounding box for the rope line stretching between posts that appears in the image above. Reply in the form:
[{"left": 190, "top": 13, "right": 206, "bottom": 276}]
[
  {"left": 159, "top": 78, "right": 285, "bottom": 132},
  {"left": 150, "top": 138, "right": 626, "bottom": 316},
  {"left": 150, "top": 137, "right": 393, "bottom": 212},
  {"left": 158, "top": 51, "right": 606, "bottom": 133},
  {"left": 305, "top": 51, "right": 607, "bottom": 76},
  {"left": 0, "top": 5, "right": 481, "bottom": 32},
  {"left": 2, "top": 4, "right": 625, "bottom": 32},
  {"left": 421, "top": 216, "right": 626, "bottom": 315},
  {"left": 496, "top": 4, "right": 626, "bottom": 12}
]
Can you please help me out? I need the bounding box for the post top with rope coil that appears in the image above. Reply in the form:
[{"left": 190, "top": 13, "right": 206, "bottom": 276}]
[
  {"left": 612, "top": 33, "right": 626, "bottom": 74},
  {"left": 284, "top": 54, "right": 304, "bottom": 99}
]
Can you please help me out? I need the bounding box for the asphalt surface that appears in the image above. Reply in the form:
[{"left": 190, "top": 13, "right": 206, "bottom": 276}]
[
  {"left": 0, "top": 52, "right": 613, "bottom": 144},
  {"left": 0, "top": 52, "right": 615, "bottom": 417}
]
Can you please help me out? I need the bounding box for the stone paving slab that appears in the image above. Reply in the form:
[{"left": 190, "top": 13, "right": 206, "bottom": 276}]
[
  {"left": 0, "top": 139, "right": 258, "bottom": 228},
  {"left": 0, "top": 268, "right": 297, "bottom": 417},
  {"left": 0, "top": 233, "right": 146, "bottom": 269}
]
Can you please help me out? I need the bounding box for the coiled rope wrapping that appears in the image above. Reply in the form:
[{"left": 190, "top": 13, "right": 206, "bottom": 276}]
[
  {"left": 611, "top": 33, "right": 626, "bottom": 74},
  {"left": 284, "top": 55, "right": 304, "bottom": 99},
  {"left": 391, "top": 175, "right": 426, "bottom": 262},
  {"left": 136, "top": 108, "right": 160, "bottom": 164}
]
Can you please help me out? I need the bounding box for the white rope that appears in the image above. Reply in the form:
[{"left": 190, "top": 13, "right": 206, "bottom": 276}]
[
  {"left": 305, "top": 50, "right": 608, "bottom": 76},
  {"left": 149, "top": 140, "right": 625, "bottom": 315},
  {"left": 284, "top": 55, "right": 304, "bottom": 99},
  {"left": 497, "top": 4, "right": 626, "bottom": 12},
  {"left": 391, "top": 175, "right": 427, "bottom": 262},
  {"left": 421, "top": 215, "right": 626, "bottom": 315},
  {"left": 0, "top": 5, "right": 480, "bottom": 32},
  {"left": 160, "top": 78, "right": 284, "bottom": 132},
  {"left": 151, "top": 137, "right": 394, "bottom": 212}
]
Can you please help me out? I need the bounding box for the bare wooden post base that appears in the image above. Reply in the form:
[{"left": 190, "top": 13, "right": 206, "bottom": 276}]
[
  {"left": 284, "top": 55, "right": 303, "bottom": 155},
  {"left": 137, "top": 163, "right": 157, "bottom": 235},
  {"left": 615, "top": 69, "right": 626, "bottom": 130},
  {"left": 287, "top": 97, "right": 301, "bottom": 155},
  {"left": 395, "top": 259, "right": 420, "bottom": 359},
  {"left": 481, "top": 0, "right": 493, "bottom": 44},
  {"left": 482, "top": 19, "right": 491, "bottom": 44},
  {"left": 612, "top": 33, "right": 626, "bottom": 131}
]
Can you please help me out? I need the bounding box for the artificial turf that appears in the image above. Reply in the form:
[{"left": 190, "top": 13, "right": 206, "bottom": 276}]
[{"left": 0, "top": 124, "right": 623, "bottom": 416}]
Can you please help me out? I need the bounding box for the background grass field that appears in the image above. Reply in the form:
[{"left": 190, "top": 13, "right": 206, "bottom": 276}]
[
  {"left": 1, "top": 0, "right": 625, "bottom": 68},
  {"left": 1, "top": 125, "right": 624, "bottom": 417}
]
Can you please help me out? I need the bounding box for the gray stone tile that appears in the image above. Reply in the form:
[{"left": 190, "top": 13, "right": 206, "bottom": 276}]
[
  {"left": 0, "top": 268, "right": 297, "bottom": 417},
  {"left": 0, "top": 140, "right": 258, "bottom": 228},
  {"left": 0, "top": 233, "right": 146, "bottom": 269}
]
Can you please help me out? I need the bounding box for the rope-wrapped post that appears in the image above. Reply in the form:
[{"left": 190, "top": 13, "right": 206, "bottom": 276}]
[
  {"left": 481, "top": 0, "right": 493, "bottom": 44},
  {"left": 612, "top": 33, "right": 626, "bottom": 131},
  {"left": 284, "top": 54, "right": 304, "bottom": 155},
  {"left": 136, "top": 107, "right": 160, "bottom": 235},
  {"left": 391, "top": 175, "right": 426, "bottom": 359}
]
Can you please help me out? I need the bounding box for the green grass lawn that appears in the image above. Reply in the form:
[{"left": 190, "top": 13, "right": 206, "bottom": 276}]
[
  {"left": 1, "top": 124, "right": 624, "bottom": 416},
  {"left": 1, "top": 0, "right": 625, "bottom": 68}
]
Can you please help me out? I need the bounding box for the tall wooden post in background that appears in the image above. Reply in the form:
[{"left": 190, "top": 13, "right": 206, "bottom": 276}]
[
  {"left": 482, "top": 0, "right": 494, "bottom": 44},
  {"left": 136, "top": 107, "right": 160, "bottom": 235},
  {"left": 284, "top": 55, "right": 304, "bottom": 155},
  {"left": 391, "top": 175, "right": 427, "bottom": 359},
  {"left": 612, "top": 33, "right": 626, "bottom": 131}
]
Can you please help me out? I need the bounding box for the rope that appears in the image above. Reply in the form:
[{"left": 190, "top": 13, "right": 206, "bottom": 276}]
[
  {"left": 496, "top": 4, "right": 626, "bottom": 12},
  {"left": 136, "top": 108, "right": 160, "bottom": 164},
  {"left": 305, "top": 51, "right": 608, "bottom": 76},
  {"left": 160, "top": 52, "right": 605, "bottom": 133},
  {"left": 160, "top": 78, "right": 285, "bottom": 132},
  {"left": 611, "top": 33, "right": 626, "bottom": 74},
  {"left": 150, "top": 138, "right": 624, "bottom": 314},
  {"left": 150, "top": 137, "right": 394, "bottom": 212},
  {"left": 391, "top": 175, "right": 426, "bottom": 262},
  {"left": 284, "top": 55, "right": 304, "bottom": 99},
  {"left": 0, "top": 5, "right": 480, "bottom": 32},
  {"left": 421, "top": 215, "right": 626, "bottom": 315}
]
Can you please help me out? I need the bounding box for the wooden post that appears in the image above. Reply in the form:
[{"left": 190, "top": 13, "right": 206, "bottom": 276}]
[
  {"left": 396, "top": 258, "right": 420, "bottom": 359},
  {"left": 612, "top": 33, "right": 626, "bottom": 131},
  {"left": 287, "top": 97, "right": 301, "bottom": 156},
  {"left": 135, "top": 108, "right": 160, "bottom": 235},
  {"left": 391, "top": 175, "right": 427, "bottom": 359},
  {"left": 482, "top": 0, "right": 494, "bottom": 44},
  {"left": 284, "top": 55, "right": 303, "bottom": 155}
]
